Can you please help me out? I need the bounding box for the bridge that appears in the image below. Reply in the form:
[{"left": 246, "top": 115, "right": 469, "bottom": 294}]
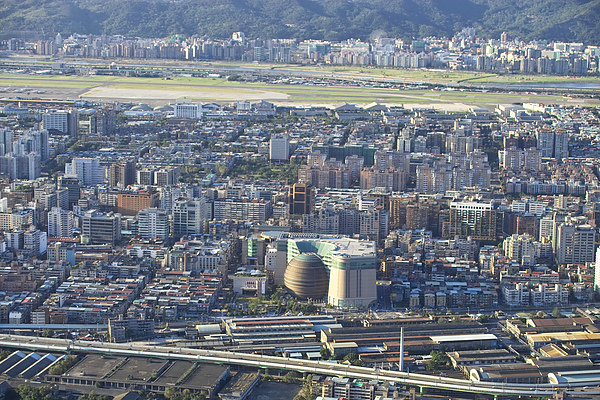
[{"left": 0, "top": 334, "right": 596, "bottom": 398}]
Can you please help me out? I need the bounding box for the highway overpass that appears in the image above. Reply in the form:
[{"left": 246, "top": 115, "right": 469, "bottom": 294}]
[{"left": 0, "top": 333, "right": 593, "bottom": 398}]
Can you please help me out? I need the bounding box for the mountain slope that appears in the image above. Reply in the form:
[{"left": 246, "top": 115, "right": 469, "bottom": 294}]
[{"left": 1, "top": 0, "right": 599, "bottom": 44}]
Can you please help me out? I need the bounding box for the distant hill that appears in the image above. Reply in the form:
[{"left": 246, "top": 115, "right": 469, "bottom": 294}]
[{"left": 1, "top": 0, "right": 600, "bottom": 44}]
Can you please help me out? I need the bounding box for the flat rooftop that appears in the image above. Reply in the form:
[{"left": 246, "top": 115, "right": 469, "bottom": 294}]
[
  {"left": 67, "top": 355, "right": 125, "bottom": 379},
  {"left": 107, "top": 357, "right": 168, "bottom": 383},
  {"left": 153, "top": 360, "right": 195, "bottom": 385},
  {"left": 220, "top": 371, "right": 259, "bottom": 395},
  {"left": 281, "top": 233, "right": 377, "bottom": 258},
  {"left": 431, "top": 333, "right": 497, "bottom": 343},
  {"left": 181, "top": 363, "right": 228, "bottom": 390}
]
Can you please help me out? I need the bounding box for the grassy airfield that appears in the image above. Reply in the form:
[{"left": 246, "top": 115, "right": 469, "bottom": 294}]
[{"left": 1, "top": 64, "right": 599, "bottom": 108}]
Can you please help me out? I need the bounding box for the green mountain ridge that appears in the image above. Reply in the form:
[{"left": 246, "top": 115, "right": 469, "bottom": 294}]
[{"left": 1, "top": 0, "right": 600, "bottom": 44}]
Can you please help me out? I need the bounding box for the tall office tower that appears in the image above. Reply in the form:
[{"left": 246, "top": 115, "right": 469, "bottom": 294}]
[
  {"left": 137, "top": 168, "right": 154, "bottom": 185},
  {"left": 108, "top": 161, "right": 136, "bottom": 187},
  {"left": 81, "top": 210, "right": 121, "bottom": 245},
  {"left": 154, "top": 168, "right": 176, "bottom": 186},
  {"left": 172, "top": 198, "right": 211, "bottom": 238},
  {"left": 288, "top": 183, "right": 313, "bottom": 215},
  {"left": 42, "top": 110, "right": 78, "bottom": 137},
  {"left": 269, "top": 134, "right": 290, "bottom": 161},
  {"left": 137, "top": 208, "right": 169, "bottom": 240},
  {"left": 0, "top": 128, "right": 13, "bottom": 155},
  {"left": 47, "top": 207, "right": 74, "bottom": 238},
  {"left": 89, "top": 109, "right": 116, "bottom": 136},
  {"left": 58, "top": 176, "right": 81, "bottom": 207},
  {"left": 65, "top": 158, "right": 104, "bottom": 186},
  {"left": 553, "top": 129, "right": 569, "bottom": 160}
]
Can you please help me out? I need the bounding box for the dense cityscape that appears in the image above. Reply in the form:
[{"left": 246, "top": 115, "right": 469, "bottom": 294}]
[
  {"left": 1, "top": 17, "right": 600, "bottom": 400},
  {"left": 5, "top": 28, "right": 600, "bottom": 74}
]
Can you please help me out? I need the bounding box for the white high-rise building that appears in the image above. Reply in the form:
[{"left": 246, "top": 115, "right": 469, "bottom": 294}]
[
  {"left": 137, "top": 208, "right": 169, "bottom": 240},
  {"left": 42, "top": 110, "right": 78, "bottom": 136},
  {"left": 65, "top": 158, "right": 104, "bottom": 186},
  {"left": 172, "top": 198, "right": 211, "bottom": 238},
  {"left": 47, "top": 207, "right": 74, "bottom": 238},
  {"left": 539, "top": 214, "right": 554, "bottom": 240},
  {"left": 14, "top": 130, "right": 49, "bottom": 160},
  {"left": 27, "top": 153, "right": 41, "bottom": 180},
  {"left": 554, "top": 222, "right": 596, "bottom": 265},
  {"left": 503, "top": 233, "right": 539, "bottom": 267},
  {"left": 174, "top": 99, "right": 203, "bottom": 119},
  {"left": 595, "top": 247, "right": 600, "bottom": 293},
  {"left": 24, "top": 228, "right": 47, "bottom": 256},
  {"left": 269, "top": 134, "right": 290, "bottom": 161}
]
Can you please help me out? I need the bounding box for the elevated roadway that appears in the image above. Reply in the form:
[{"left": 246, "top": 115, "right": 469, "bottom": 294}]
[{"left": 0, "top": 334, "right": 589, "bottom": 397}]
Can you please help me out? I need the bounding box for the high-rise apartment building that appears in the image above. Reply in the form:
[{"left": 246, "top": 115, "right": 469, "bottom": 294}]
[
  {"left": 137, "top": 208, "right": 169, "bottom": 239},
  {"left": 172, "top": 198, "right": 211, "bottom": 238},
  {"left": 536, "top": 128, "right": 569, "bottom": 160},
  {"left": 42, "top": 110, "right": 78, "bottom": 137},
  {"left": 65, "top": 158, "right": 104, "bottom": 186},
  {"left": 58, "top": 176, "right": 81, "bottom": 207},
  {"left": 442, "top": 202, "right": 499, "bottom": 241},
  {"left": 89, "top": 109, "right": 116, "bottom": 136},
  {"left": 554, "top": 223, "right": 595, "bottom": 265},
  {"left": 47, "top": 207, "right": 74, "bottom": 238},
  {"left": 289, "top": 183, "right": 313, "bottom": 215},
  {"left": 269, "top": 134, "right": 290, "bottom": 161},
  {"left": 108, "top": 161, "right": 136, "bottom": 187}
]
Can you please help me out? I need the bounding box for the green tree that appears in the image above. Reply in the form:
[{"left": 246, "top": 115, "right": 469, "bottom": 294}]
[
  {"left": 41, "top": 328, "right": 54, "bottom": 338},
  {"left": 426, "top": 350, "right": 450, "bottom": 371},
  {"left": 48, "top": 355, "right": 79, "bottom": 375},
  {"left": 343, "top": 352, "right": 362, "bottom": 366},
  {"left": 320, "top": 347, "right": 330, "bottom": 360},
  {"left": 78, "top": 392, "right": 112, "bottom": 400},
  {"left": 15, "top": 385, "right": 58, "bottom": 400},
  {"left": 553, "top": 307, "right": 562, "bottom": 318},
  {"left": 283, "top": 371, "right": 300, "bottom": 383}
]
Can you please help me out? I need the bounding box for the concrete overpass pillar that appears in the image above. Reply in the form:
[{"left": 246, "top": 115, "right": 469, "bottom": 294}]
[{"left": 419, "top": 386, "right": 424, "bottom": 395}]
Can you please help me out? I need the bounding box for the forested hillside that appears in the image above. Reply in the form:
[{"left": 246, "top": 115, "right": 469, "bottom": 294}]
[{"left": 1, "top": 0, "right": 600, "bottom": 43}]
